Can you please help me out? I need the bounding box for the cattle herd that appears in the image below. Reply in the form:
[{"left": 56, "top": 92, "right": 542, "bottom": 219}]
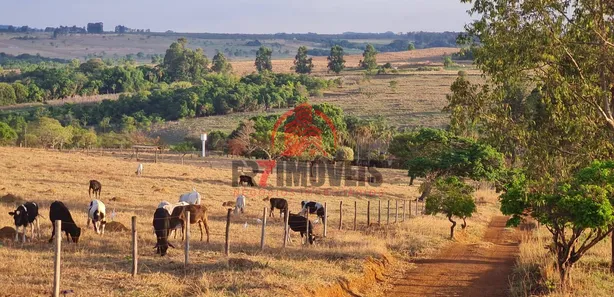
[{"left": 5, "top": 171, "right": 327, "bottom": 257}]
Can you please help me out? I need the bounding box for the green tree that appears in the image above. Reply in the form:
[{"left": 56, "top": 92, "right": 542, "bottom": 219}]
[
  {"left": 255, "top": 46, "right": 273, "bottom": 72},
  {"left": 0, "top": 122, "right": 17, "bottom": 145},
  {"left": 452, "top": 0, "right": 614, "bottom": 287},
  {"left": 425, "top": 177, "right": 476, "bottom": 239},
  {"left": 99, "top": 117, "right": 111, "bottom": 133},
  {"left": 443, "top": 56, "right": 453, "bottom": 68},
  {"left": 389, "top": 128, "right": 504, "bottom": 199},
  {"left": 120, "top": 115, "right": 137, "bottom": 134},
  {"left": 359, "top": 44, "right": 378, "bottom": 70},
  {"left": 408, "top": 43, "right": 416, "bottom": 51},
  {"left": 0, "top": 83, "right": 17, "bottom": 106},
  {"left": 501, "top": 162, "right": 614, "bottom": 288},
  {"left": 335, "top": 146, "right": 354, "bottom": 162},
  {"left": 72, "top": 127, "right": 97, "bottom": 149},
  {"left": 12, "top": 83, "right": 29, "bottom": 103},
  {"left": 211, "top": 52, "right": 233, "bottom": 74},
  {"left": 161, "top": 38, "right": 210, "bottom": 82},
  {"left": 28, "top": 117, "right": 72, "bottom": 149},
  {"left": 327, "top": 45, "right": 346, "bottom": 74},
  {"left": 294, "top": 46, "right": 314, "bottom": 74}
]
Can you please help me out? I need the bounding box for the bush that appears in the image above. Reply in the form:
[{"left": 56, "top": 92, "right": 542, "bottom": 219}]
[
  {"left": 458, "top": 70, "right": 467, "bottom": 77},
  {"left": 443, "top": 56, "right": 453, "bottom": 68},
  {"left": 335, "top": 146, "right": 354, "bottom": 162},
  {"left": 0, "top": 122, "right": 17, "bottom": 145}
]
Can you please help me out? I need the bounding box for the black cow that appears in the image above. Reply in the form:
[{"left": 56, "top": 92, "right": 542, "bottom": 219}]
[
  {"left": 263, "top": 197, "right": 288, "bottom": 218},
  {"left": 8, "top": 202, "right": 40, "bottom": 243},
  {"left": 153, "top": 208, "right": 175, "bottom": 256},
  {"left": 300, "top": 201, "right": 325, "bottom": 224},
  {"left": 48, "top": 201, "right": 81, "bottom": 243},
  {"left": 287, "top": 213, "right": 316, "bottom": 245},
  {"left": 89, "top": 180, "right": 101, "bottom": 199},
  {"left": 239, "top": 175, "right": 255, "bottom": 187}
]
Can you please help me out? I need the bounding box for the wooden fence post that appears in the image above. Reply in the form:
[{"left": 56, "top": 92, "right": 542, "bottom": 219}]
[
  {"left": 367, "top": 200, "right": 371, "bottom": 226},
  {"left": 283, "top": 208, "right": 290, "bottom": 248},
  {"left": 323, "top": 202, "right": 328, "bottom": 238},
  {"left": 184, "top": 211, "right": 190, "bottom": 267},
  {"left": 402, "top": 200, "right": 406, "bottom": 222},
  {"left": 260, "top": 207, "right": 267, "bottom": 251},
  {"left": 131, "top": 216, "right": 137, "bottom": 277},
  {"left": 394, "top": 200, "right": 399, "bottom": 224},
  {"left": 225, "top": 209, "right": 231, "bottom": 256},
  {"left": 387, "top": 200, "right": 390, "bottom": 225},
  {"left": 353, "top": 201, "right": 357, "bottom": 231},
  {"left": 378, "top": 200, "right": 381, "bottom": 225},
  {"left": 338, "top": 201, "right": 343, "bottom": 230},
  {"left": 53, "top": 220, "right": 61, "bottom": 297},
  {"left": 305, "top": 211, "right": 310, "bottom": 245},
  {"left": 415, "top": 199, "right": 418, "bottom": 216}
]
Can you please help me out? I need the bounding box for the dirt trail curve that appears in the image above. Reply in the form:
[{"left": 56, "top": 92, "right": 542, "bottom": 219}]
[{"left": 387, "top": 216, "right": 520, "bottom": 297}]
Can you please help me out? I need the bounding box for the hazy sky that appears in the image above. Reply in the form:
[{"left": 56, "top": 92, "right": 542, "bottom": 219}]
[{"left": 0, "top": 0, "right": 474, "bottom": 33}]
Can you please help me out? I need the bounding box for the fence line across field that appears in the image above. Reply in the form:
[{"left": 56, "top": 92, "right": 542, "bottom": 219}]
[{"left": 46, "top": 198, "right": 426, "bottom": 294}]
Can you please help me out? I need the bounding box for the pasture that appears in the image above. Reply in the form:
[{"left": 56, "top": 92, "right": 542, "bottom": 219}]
[{"left": 0, "top": 147, "right": 501, "bottom": 296}]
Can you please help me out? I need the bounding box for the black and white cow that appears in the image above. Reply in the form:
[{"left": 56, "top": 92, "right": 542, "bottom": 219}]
[
  {"left": 287, "top": 213, "right": 316, "bottom": 245},
  {"left": 299, "top": 201, "right": 325, "bottom": 224},
  {"left": 89, "top": 180, "right": 102, "bottom": 199},
  {"left": 87, "top": 199, "right": 107, "bottom": 235},
  {"left": 48, "top": 201, "right": 81, "bottom": 244},
  {"left": 263, "top": 196, "right": 288, "bottom": 218},
  {"left": 8, "top": 202, "right": 40, "bottom": 243},
  {"left": 153, "top": 207, "right": 175, "bottom": 256}
]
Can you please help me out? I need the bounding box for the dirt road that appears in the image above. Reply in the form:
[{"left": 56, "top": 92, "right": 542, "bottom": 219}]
[{"left": 387, "top": 216, "right": 520, "bottom": 297}]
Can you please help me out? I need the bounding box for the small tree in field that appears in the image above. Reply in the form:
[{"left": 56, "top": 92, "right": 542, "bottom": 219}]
[
  {"left": 255, "top": 46, "right": 273, "bottom": 72},
  {"left": 501, "top": 161, "right": 614, "bottom": 288},
  {"left": 359, "top": 44, "right": 377, "bottom": 70},
  {"left": 294, "top": 46, "right": 314, "bottom": 74},
  {"left": 171, "top": 141, "right": 196, "bottom": 165},
  {"left": 327, "top": 45, "right": 345, "bottom": 74},
  {"left": 426, "top": 177, "right": 476, "bottom": 239}
]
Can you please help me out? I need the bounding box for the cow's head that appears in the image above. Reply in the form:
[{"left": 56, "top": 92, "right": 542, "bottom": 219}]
[
  {"left": 71, "top": 227, "right": 81, "bottom": 243},
  {"left": 8, "top": 205, "right": 26, "bottom": 226}
]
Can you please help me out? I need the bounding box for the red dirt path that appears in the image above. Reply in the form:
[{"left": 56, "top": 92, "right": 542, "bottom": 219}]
[{"left": 387, "top": 216, "right": 520, "bottom": 297}]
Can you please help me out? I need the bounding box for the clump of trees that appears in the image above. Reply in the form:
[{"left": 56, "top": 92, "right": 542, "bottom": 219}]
[
  {"left": 327, "top": 45, "right": 346, "bottom": 74},
  {"left": 359, "top": 44, "right": 377, "bottom": 70},
  {"left": 294, "top": 46, "right": 314, "bottom": 74},
  {"left": 161, "top": 38, "right": 210, "bottom": 82},
  {"left": 255, "top": 46, "right": 273, "bottom": 72},
  {"left": 211, "top": 52, "right": 233, "bottom": 74}
]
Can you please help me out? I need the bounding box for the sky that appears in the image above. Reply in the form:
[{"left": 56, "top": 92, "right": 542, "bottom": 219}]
[{"left": 0, "top": 0, "right": 475, "bottom": 33}]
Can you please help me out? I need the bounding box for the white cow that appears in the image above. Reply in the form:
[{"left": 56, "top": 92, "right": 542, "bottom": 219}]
[
  {"left": 136, "top": 163, "right": 143, "bottom": 176},
  {"left": 87, "top": 199, "right": 107, "bottom": 235},
  {"left": 234, "top": 194, "right": 246, "bottom": 215},
  {"left": 179, "top": 188, "right": 201, "bottom": 205}
]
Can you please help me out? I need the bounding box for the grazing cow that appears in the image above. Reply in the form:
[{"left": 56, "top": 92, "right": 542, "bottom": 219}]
[
  {"left": 161, "top": 201, "right": 188, "bottom": 238},
  {"left": 299, "top": 201, "right": 325, "bottom": 224},
  {"left": 153, "top": 207, "right": 175, "bottom": 256},
  {"left": 168, "top": 204, "right": 210, "bottom": 242},
  {"left": 287, "top": 213, "right": 316, "bottom": 245},
  {"left": 222, "top": 201, "right": 236, "bottom": 207},
  {"left": 87, "top": 199, "right": 107, "bottom": 235},
  {"left": 8, "top": 202, "right": 40, "bottom": 243},
  {"left": 262, "top": 196, "right": 288, "bottom": 218},
  {"left": 48, "top": 201, "right": 81, "bottom": 243},
  {"left": 179, "top": 188, "right": 201, "bottom": 205},
  {"left": 136, "top": 163, "right": 143, "bottom": 176},
  {"left": 234, "top": 194, "right": 246, "bottom": 215},
  {"left": 239, "top": 175, "right": 255, "bottom": 187},
  {"left": 89, "top": 180, "right": 101, "bottom": 199}
]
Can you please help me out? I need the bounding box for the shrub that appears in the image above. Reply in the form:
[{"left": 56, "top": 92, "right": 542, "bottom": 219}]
[
  {"left": 0, "top": 122, "right": 17, "bottom": 145},
  {"left": 335, "top": 146, "right": 354, "bottom": 162}
]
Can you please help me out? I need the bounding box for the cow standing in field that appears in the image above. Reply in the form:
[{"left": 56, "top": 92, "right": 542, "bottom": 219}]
[
  {"left": 287, "top": 213, "right": 316, "bottom": 245},
  {"left": 234, "top": 194, "right": 247, "bottom": 215},
  {"left": 179, "top": 188, "right": 201, "bottom": 205},
  {"left": 87, "top": 199, "right": 107, "bottom": 235},
  {"left": 263, "top": 196, "right": 288, "bottom": 218},
  {"left": 299, "top": 201, "right": 325, "bottom": 224},
  {"left": 167, "top": 204, "right": 210, "bottom": 242},
  {"left": 136, "top": 163, "right": 143, "bottom": 176},
  {"left": 153, "top": 207, "right": 175, "bottom": 256},
  {"left": 48, "top": 201, "right": 81, "bottom": 243},
  {"left": 8, "top": 202, "right": 40, "bottom": 243},
  {"left": 89, "top": 180, "right": 101, "bottom": 199},
  {"left": 239, "top": 175, "right": 255, "bottom": 187}
]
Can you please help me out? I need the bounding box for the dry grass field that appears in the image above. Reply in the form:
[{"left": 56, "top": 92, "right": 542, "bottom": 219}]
[{"left": 0, "top": 147, "right": 501, "bottom": 297}]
